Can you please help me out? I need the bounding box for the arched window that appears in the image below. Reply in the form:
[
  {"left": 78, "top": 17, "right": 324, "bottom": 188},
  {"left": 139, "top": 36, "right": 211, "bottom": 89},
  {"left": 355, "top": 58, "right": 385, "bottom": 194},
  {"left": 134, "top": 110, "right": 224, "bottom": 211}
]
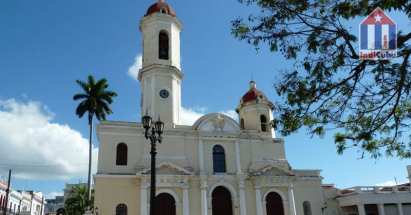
[
  {"left": 213, "top": 145, "right": 226, "bottom": 173},
  {"left": 116, "top": 204, "right": 127, "bottom": 215},
  {"left": 240, "top": 118, "right": 245, "bottom": 129},
  {"left": 116, "top": 143, "right": 128, "bottom": 166},
  {"left": 159, "top": 31, "right": 169, "bottom": 60},
  {"left": 260, "top": 115, "right": 268, "bottom": 132},
  {"left": 303, "top": 201, "right": 312, "bottom": 215}
]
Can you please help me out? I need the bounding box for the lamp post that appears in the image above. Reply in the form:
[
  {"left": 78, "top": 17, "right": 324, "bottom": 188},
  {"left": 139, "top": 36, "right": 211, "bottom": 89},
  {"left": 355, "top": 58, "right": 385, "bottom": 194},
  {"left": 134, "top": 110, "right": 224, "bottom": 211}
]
[{"left": 142, "top": 115, "right": 164, "bottom": 215}]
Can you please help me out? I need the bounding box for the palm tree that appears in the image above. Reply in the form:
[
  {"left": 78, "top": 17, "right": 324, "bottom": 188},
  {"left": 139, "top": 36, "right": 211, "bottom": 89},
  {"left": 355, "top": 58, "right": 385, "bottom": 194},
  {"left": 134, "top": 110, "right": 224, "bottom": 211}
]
[
  {"left": 64, "top": 185, "right": 91, "bottom": 215},
  {"left": 73, "top": 75, "right": 117, "bottom": 205}
]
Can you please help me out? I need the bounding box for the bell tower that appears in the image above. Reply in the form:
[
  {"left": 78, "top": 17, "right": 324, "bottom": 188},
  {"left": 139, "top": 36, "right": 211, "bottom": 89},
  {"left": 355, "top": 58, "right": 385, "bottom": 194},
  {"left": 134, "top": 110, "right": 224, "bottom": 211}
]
[
  {"left": 237, "top": 81, "right": 275, "bottom": 137},
  {"left": 138, "top": 0, "right": 183, "bottom": 127}
]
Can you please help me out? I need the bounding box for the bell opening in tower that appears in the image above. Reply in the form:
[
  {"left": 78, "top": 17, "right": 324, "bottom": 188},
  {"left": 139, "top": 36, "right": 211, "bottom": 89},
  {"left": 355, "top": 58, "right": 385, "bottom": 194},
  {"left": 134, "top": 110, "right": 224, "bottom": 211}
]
[{"left": 159, "top": 31, "right": 169, "bottom": 60}]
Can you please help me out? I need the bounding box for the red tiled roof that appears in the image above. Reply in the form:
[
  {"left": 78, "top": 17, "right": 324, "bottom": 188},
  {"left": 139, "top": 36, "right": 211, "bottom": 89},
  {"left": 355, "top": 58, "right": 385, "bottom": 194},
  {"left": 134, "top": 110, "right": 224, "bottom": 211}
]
[
  {"left": 145, "top": 1, "right": 176, "bottom": 17},
  {"left": 242, "top": 88, "right": 264, "bottom": 103}
]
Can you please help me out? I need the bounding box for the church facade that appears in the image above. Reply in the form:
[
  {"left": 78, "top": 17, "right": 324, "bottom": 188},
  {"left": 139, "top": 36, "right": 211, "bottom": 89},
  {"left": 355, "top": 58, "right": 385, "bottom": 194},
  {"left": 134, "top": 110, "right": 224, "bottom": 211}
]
[
  {"left": 93, "top": 2, "right": 411, "bottom": 215},
  {"left": 94, "top": 1, "right": 325, "bottom": 215}
]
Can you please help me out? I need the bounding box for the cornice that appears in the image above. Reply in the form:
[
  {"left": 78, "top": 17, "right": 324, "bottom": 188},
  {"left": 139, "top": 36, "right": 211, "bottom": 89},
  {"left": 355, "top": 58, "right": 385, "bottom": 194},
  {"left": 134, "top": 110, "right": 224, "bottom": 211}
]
[
  {"left": 138, "top": 64, "right": 183, "bottom": 81},
  {"left": 140, "top": 13, "right": 183, "bottom": 31}
]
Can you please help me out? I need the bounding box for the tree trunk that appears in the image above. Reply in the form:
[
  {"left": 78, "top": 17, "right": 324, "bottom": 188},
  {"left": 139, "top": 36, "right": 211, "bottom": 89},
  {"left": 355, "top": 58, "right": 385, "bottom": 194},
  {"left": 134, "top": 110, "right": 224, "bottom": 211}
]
[{"left": 87, "top": 114, "right": 93, "bottom": 207}]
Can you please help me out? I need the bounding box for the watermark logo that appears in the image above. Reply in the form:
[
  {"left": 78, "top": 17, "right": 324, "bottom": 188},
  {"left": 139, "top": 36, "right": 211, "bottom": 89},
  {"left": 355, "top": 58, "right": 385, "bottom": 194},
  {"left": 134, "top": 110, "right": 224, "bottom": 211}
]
[{"left": 359, "top": 7, "right": 397, "bottom": 60}]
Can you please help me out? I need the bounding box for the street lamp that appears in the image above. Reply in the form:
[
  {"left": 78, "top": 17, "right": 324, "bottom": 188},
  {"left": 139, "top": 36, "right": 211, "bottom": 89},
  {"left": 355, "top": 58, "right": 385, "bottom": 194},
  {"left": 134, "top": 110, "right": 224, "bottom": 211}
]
[{"left": 142, "top": 115, "right": 164, "bottom": 215}]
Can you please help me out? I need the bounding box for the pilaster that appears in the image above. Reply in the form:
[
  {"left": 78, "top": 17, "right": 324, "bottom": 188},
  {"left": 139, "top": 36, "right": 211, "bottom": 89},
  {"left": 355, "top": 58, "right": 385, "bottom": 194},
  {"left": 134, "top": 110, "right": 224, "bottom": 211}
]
[
  {"left": 239, "top": 180, "right": 247, "bottom": 215},
  {"left": 183, "top": 186, "right": 190, "bottom": 215},
  {"left": 377, "top": 204, "right": 385, "bottom": 215},
  {"left": 140, "top": 182, "right": 148, "bottom": 215},
  {"left": 201, "top": 181, "right": 208, "bottom": 215},
  {"left": 288, "top": 184, "right": 297, "bottom": 215},
  {"left": 235, "top": 140, "right": 242, "bottom": 174},
  {"left": 357, "top": 204, "right": 366, "bottom": 215},
  {"left": 255, "top": 186, "right": 263, "bottom": 215},
  {"left": 199, "top": 138, "right": 205, "bottom": 175},
  {"left": 398, "top": 203, "right": 404, "bottom": 215}
]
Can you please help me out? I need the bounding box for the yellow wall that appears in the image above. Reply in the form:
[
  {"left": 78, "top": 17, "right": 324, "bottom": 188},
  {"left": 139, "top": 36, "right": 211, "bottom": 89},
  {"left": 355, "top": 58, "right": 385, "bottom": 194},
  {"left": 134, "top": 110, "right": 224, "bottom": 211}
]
[{"left": 94, "top": 176, "right": 140, "bottom": 215}]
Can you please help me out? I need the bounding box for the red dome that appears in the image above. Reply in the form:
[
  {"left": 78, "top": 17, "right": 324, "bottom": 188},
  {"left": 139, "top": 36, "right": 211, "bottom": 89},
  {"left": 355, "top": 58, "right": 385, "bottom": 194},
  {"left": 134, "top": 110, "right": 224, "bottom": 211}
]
[
  {"left": 241, "top": 81, "right": 265, "bottom": 103},
  {"left": 145, "top": 0, "right": 176, "bottom": 17},
  {"left": 239, "top": 81, "right": 274, "bottom": 110},
  {"left": 242, "top": 88, "right": 265, "bottom": 103}
]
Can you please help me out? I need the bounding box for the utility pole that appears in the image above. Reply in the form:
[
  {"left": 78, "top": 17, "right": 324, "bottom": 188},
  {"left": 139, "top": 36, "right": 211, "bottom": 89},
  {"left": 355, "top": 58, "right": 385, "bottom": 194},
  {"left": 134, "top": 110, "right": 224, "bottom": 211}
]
[{"left": 3, "top": 169, "right": 11, "bottom": 215}]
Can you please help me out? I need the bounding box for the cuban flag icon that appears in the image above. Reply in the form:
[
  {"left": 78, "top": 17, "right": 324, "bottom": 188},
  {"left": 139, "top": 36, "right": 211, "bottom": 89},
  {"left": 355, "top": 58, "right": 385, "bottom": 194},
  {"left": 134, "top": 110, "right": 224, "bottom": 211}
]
[{"left": 359, "top": 8, "right": 397, "bottom": 59}]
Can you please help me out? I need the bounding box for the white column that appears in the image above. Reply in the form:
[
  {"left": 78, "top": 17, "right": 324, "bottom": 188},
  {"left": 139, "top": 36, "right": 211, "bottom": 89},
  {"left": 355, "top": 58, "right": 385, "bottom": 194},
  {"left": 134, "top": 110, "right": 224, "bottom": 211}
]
[
  {"left": 377, "top": 204, "right": 385, "bottom": 215},
  {"left": 140, "top": 183, "right": 148, "bottom": 215},
  {"left": 357, "top": 204, "right": 366, "bottom": 215},
  {"left": 199, "top": 138, "right": 205, "bottom": 174},
  {"left": 255, "top": 187, "right": 263, "bottom": 215},
  {"left": 398, "top": 203, "right": 404, "bottom": 215},
  {"left": 239, "top": 181, "right": 247, "bottom": 215},
  {"left": 201, "top": 181, "right": 208, "bottom": 215},
  {"left": 288, "top": 184, "right": 297, "bottom": 215},
  {"left": 235, "top": 140, "right": 242, "bottom": 174},
  {"left": 183, "top": 186, "right": 190, "bottom": 215}
]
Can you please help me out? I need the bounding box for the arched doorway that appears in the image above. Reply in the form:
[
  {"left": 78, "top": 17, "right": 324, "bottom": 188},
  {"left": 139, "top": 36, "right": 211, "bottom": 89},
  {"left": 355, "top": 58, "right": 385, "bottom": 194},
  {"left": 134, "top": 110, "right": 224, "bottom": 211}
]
[
  {"left": 212, "top": 186, "right": 233, "bottom": 215},
  {"left": 153, "top": 193, "right": 176, "bottom": 215},
  {"left": 265, "top": 192, "right": 284, "bottom": 215}
]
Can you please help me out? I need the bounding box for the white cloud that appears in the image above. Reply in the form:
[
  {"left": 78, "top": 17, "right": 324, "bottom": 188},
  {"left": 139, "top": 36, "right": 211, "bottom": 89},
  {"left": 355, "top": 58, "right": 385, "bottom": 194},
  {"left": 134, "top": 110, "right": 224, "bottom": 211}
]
[
  {"left": 180, "top": 107, "right": 238, "bottom": 126},
  {"left": 220, "top": 110, "right": 239, "bottom": 121},
  {"left": 0, "top": 99, "right": 98, "bottom": 180},
  {"left": 128, "top": 54, "right": 143, "bottom": 80},
  {"left": 180, "top": 107, "right": 206, "bottom": 125},
  {"left": 375, "top": 180, "right": 398, "bottom": 187},
  {"left": 376, "top": 180, "right": 396, "bottom": 186}
]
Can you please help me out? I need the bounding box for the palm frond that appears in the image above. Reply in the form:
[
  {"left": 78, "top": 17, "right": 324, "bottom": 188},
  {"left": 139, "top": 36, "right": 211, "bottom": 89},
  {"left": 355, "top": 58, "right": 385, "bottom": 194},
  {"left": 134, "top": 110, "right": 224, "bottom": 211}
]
[
  {"left": 87, "top": 75, "right": 96, "bottom": 86},
  {"left": 95, "top": 78, "right": 108, "bottom": 90},
  {"left": 75, "top": 80, "right": 90, "bottom": 93},
  {"left": 73, "top": 93, "right": 89, "bottom": 101},
  {"left": 75, "top": 100, "right": 89, "bottom": 118},
  {"left": 74, "top": 75, "right": 117, "bottom": 121}
]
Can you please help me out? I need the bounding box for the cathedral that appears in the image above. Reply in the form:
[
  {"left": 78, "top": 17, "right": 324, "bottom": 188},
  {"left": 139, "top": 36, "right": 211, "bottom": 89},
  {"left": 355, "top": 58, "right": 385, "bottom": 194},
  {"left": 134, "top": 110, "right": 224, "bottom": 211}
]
[{"left": 93, "top": 1, "right": 411, "bottom": 215}]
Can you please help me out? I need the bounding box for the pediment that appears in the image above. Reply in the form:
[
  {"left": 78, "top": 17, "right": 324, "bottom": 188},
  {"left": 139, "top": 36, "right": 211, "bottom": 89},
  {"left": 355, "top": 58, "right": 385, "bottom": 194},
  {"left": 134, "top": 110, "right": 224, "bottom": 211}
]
[
  {"left": 193, "top": 113, "right": 240, "bottom": 132},
  {"left": 257, "top": 166, "right": 291, "bottom": 176},
  {"left": 138, "top": 162, "right": 193, "bottom": 175},
  {"left": 248, "top": 160, "right": 293, "bottom": 176}
]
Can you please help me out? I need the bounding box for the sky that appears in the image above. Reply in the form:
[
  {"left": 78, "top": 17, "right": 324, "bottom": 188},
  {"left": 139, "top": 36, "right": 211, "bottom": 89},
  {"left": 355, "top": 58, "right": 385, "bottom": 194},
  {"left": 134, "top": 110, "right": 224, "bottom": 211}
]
[{"left": 0, "top": 0, "right": 410, "bottom": 199}]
